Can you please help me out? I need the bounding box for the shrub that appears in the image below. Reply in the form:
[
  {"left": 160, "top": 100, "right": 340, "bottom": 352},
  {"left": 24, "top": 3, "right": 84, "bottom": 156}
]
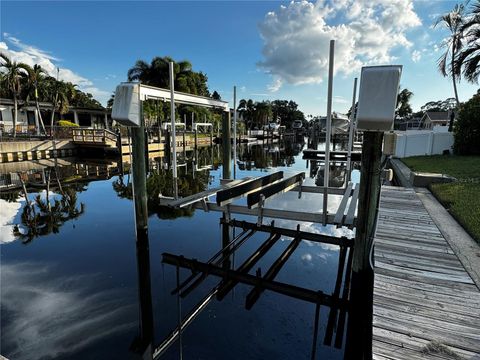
[
  {"left": 58, "top": 120, "right": 79, "bottom": 127},
  {"left": 454, "top": 90, "right": 480, "bottom": 155}
]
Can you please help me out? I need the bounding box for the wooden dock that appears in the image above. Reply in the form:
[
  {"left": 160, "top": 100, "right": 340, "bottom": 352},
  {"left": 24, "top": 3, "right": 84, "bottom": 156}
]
[{"left": 373, "top": 186, "right": 480, "bottom": 359}]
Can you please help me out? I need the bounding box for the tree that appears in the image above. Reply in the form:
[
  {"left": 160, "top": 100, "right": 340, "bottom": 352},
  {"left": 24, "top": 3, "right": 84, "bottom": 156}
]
[
  {"left": 456, "top": 1, "right": 480, "bottom": 84},
  {"left": 435, "top": 3, "right": 467, "bottom": 106},
  {"left": 252, "top": 101, "right": 272, "bottom": 128},
  {"left": 71, "top": 90, "right": 103, "bottom": 109},
  {"left": 396, "top": 88, "right": 414, "bottom": 118},
  {"left": 0, "top": 54, "right": 29, "bottom": 137},
  {"left": 127, "top": 56, "right": 212, "bottom": 127},
  {"left": 127, "top": 56, "right": 208, "bottom": 95},
  {"left": 24, "top": 64, "right": 47, "bottom": 135},
  {"left": 271, "top": 100, "right": 305, "bottom": 129},
  {"left": 454, "top": 89, "right": 480, "bottom": 154},
  {"left": 47, "top": 78, "right": 77, "bottom": 130},
  {"left": 212, "top": 90, "right": 221, "bottom": 100},
  {"left": 237, "top": 99, "right": 255, "bottom": 128},
  {"left": 420, "top": 98, "right": 457, "bottom": 112}
]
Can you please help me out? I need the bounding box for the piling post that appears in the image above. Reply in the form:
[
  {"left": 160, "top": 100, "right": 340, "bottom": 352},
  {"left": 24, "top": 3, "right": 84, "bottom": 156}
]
[
  {"left": 194, "top": 127, "right": 198, "bottom": 150},
  {"left": 345, "top": 131, "right": 384, "bottom": 360},
  {"left": 130, "top": 102, "right": 154, "bottom": 356},
  {"left": 182, "top": 130, "right": 186, "bottom": 153},
  {"left": 233, "top": 86, "right": 237, "bottom": 179},
  {"left": 169, "top": 62, "right": 178, "bottom": 182},
  {"left": 347, "top": 78, "right": 358, "bottom": 183},
  {"left": 222, "top": 110, "right": 232, "bottom": 180},
  {"left": 323, "top": 39, "right": 335, "bottom": 225}
]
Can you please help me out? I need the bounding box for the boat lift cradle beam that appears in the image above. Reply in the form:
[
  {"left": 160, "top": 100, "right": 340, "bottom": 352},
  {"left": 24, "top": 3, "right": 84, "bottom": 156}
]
[
  {"left": 155, "top": 217, "right": 352, "bottom": 359},
  {"left": 162, "top": 253, "right": 348, "bottom": 308},
  {"left": 159, "top": 171, "right": 359, "bottom": 228}
]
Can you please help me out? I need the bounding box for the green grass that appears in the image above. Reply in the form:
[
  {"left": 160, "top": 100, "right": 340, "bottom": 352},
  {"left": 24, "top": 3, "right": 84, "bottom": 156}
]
[
  {"left": 401, "top": 155, "right": 480, "bottom": 180},
  {"left": 401, "top": 155, "right": 480, "bottom": 243},
  {"left": 431, "top": 182, "right": 480, "bottom": 242}
]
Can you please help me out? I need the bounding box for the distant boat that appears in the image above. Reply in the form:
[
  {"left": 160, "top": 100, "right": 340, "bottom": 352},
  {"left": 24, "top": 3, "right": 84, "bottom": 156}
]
[{"left": 316, "top": 112, "right": 350, "bottom": 135}]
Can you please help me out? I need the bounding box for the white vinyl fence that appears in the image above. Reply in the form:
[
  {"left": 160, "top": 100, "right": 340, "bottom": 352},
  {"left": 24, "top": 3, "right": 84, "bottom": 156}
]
[{"left": 394, "top": 129, "right": 454, "bottom": 158}]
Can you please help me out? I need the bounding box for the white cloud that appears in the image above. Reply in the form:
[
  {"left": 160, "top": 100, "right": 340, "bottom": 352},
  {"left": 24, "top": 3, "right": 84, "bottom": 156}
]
[
  {"left": 0, "top": 34, "right": 110, "bottom": 104},
  {"left": 267, "top": 77, "right": 283, "bottom": 92},
  {"left": 258, "top": 0, "right": 421, "bottom": 90},
  {"left": 411, "top": 49, "right": 422, "bottom": 63},
  {"left": 333, "top": 95, "right": 348, "bottom": 104}
]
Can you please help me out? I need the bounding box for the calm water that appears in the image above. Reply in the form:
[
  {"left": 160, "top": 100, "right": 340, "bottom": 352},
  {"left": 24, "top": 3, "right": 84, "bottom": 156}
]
[{"left": 1, "top": 138, "right": 358, "bottom": 360}]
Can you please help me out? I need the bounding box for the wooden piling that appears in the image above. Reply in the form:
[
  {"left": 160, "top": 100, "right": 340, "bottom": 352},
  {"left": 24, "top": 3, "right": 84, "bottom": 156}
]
[
  {"left": 130, "top": 103, "right": 154, "bottom": 356},
  {"left": 345, "top": 131, "right": 384, "bottom": 360}
]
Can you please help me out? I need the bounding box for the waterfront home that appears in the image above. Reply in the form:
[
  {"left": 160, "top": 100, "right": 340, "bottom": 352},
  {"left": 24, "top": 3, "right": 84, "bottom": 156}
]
[
  {"left": 0, "top": 98, "right": 112, "bottom": 133},
  {"left": 420, "top": 110, "right": 451, "bottom": 129}
]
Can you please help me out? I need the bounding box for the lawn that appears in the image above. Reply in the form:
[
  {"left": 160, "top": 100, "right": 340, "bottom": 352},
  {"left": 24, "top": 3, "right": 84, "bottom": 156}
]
[{"left": 402, "top": 155, "right": 480, "bottom": 243}]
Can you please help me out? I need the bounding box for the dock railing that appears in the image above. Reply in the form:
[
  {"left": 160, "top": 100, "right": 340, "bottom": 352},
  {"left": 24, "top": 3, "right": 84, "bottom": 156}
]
[{"left": 71, "top": 128, "right": 118, "bottom": 145}]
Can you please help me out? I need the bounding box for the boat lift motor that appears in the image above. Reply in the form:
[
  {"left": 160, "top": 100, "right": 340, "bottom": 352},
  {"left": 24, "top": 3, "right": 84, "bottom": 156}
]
[{"left": 356, "top": 65, "right": 402, "bottom": 131}]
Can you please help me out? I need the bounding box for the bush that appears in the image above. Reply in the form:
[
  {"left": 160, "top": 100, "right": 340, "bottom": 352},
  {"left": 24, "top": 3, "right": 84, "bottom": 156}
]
[
  {"left": 58, "top": 120, "right": 79, "bottom": 127},
  {"left": 454, "top": 90, "right": 480, "bottom": 155}
]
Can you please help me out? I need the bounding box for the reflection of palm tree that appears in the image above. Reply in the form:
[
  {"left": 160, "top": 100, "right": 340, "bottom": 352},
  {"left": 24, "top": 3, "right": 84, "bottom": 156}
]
[
  {"left": 13, "top": 170, "right": 85, "bottom": 243},
  {"left": 112, "top": 175, "right": 133, "bottom": 199},
  {"left": 113, "top": 148, "right": 213, "bottom": 219}
]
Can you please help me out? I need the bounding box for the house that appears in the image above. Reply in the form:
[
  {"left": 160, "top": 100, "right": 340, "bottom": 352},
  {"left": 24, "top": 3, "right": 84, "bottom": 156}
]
[
  {"left": 420, "top": 111, "right": 451, "bottom": 129},
  {"left": 396, "top": 117, "right": 422, "bottom": 130},
  {"left": 0, "top": 98, "right": 112, "bottom": 134}
]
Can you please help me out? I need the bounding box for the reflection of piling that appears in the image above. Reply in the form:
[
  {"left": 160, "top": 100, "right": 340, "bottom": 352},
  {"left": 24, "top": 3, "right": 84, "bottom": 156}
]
[
  {"left": 222, "top": 111, "right": 232, "bottom": 180},
  {"left": 345, "top": 131, "right": 383, "bottom": 360},
  {"left": 130, "top": 119, "right": 154, "bottom": 356}
]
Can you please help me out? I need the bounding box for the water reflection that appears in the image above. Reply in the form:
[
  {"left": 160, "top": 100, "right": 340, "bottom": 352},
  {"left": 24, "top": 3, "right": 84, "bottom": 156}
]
[
  {"left": 1, "top": 135, "right": 359, "bottom": 360},
  {"left": 1, "top": 262, "right": 135, "bottom": 360},
  {"left": 237, "top": 139, "right": 302, "bottom": 171},
  {"left": 0, "top": 160, "right": 120, "bottom": 243}
]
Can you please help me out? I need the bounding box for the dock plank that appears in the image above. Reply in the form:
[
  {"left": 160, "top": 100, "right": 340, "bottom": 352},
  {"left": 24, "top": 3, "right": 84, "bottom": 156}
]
[{"left": 373, "top": 186, "right": 480, "bottom": 359}]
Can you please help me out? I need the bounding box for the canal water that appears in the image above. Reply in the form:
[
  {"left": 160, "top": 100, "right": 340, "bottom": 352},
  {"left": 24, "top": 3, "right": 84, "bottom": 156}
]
[{"left": 1, "top": 137, "right": 358, "bottom": 360}]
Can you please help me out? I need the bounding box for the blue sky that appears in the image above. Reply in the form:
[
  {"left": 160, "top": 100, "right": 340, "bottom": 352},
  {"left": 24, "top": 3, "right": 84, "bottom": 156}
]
[{"left": 1, "top": 1, "right": 479, "bottom": 116}]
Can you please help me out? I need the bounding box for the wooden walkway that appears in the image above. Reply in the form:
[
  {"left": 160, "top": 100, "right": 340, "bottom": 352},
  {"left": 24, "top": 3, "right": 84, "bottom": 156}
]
[{"left": 373, "top": 186, "right": 480, "bottom": 360}]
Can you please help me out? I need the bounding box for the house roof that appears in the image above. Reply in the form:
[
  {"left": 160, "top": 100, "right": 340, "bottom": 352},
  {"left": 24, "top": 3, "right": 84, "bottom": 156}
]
[{"left": 425, "top": 111, "right": 449, "bottom": 121}]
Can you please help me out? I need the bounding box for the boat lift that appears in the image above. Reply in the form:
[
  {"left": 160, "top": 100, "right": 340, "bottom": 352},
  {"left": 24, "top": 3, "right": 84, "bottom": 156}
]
[{"left": 112, "top": 53, "right": 402, "bottom": 358}]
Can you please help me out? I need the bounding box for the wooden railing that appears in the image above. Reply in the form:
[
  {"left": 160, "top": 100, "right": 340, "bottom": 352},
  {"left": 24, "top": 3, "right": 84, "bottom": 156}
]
[{"left": 71, "top": 128, "right": 118, "bottom": 145}]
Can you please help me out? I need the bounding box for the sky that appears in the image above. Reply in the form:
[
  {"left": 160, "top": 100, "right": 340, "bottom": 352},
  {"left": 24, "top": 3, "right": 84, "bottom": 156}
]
[{"left": 1, "top": 0, "right": 479, "bottom": 116}]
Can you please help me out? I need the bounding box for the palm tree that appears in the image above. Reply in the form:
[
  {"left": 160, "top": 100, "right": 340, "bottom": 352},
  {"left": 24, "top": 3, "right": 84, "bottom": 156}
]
[
  {"left": 0, "top": 54, "right": 29, "bottom": 137},
  {"left": 128, "top": 56, "right": 202, "bottom": 94},
  {"left": 435, "top": 3, "right": 467, "bottom": 106},
  {"left": 237, "top": 99, "right": 255, "bottom": 129},
  {"left": 24, "top": 64, "right": 47, "bottom": 135},
  {"left": 456, "top": 1, "right": 480, "bottom": 83},
  {"left": 396, "top": 88, "right": 414, "bottom": 118},
  {"left": 47, "top": 78, "right": 76, "bottom": 133},
  {"left": 253, "top": 101, "right": 272, "bottom": 129}
]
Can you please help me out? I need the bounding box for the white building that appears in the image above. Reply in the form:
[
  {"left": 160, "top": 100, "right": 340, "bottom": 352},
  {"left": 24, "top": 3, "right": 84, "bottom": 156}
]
[{"left": 0, "top": 98, "right": 112, "bottom": 134}]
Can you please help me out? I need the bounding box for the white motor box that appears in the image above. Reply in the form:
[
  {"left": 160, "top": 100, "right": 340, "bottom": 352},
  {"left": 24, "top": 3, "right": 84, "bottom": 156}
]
[
  {"left": 111, "top": 83, "right": 141, "bottom": 127},
  {"left": 356, "top": 65, "right": 402, "bottom": 131}
]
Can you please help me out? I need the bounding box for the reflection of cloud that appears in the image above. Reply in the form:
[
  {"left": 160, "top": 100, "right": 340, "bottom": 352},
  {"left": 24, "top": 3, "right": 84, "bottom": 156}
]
[
  {"left": 1, "top": 263, "right": 135, "bottom": 360},
  {"left": 301, "top": 253, "right": 312, "bottom": 262},
  {"left": 0, "top": 199, "right": 21, "bottom": 244}
]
